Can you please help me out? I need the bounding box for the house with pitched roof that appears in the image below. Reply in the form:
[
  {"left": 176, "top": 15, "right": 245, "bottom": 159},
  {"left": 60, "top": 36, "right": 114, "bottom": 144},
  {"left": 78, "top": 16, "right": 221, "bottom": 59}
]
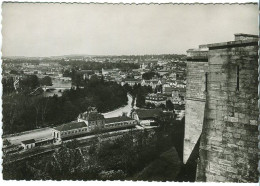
[
  {"left": 105, "top": 116, "right": 137, "bottom": 129},
  {"left": 145, "top": 93, "right": 167, "bottom": 106},
  {"left": 131, "top": 108, "right": 162, "bottom": 126},
  {"left": 121, "top": 78, "right": 141, "bottom": 86},
  {"left": 21, "top": 139, "right": 36, "bottom": 150},
  {"left": 77, "top": 107, "right": 105, "bottom": 131},
  {"left": 52, "top": 121, "right": 89, "bottom": 143},
  {"left": 141, "top": 79, "right": 162, "bottom": 89}
]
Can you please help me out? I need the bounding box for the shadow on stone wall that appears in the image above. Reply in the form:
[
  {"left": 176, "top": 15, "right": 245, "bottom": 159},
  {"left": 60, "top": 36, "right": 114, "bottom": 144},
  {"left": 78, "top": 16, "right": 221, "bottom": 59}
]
[{"left": 176, "top": 137, "right": 200, "bottom": 182}]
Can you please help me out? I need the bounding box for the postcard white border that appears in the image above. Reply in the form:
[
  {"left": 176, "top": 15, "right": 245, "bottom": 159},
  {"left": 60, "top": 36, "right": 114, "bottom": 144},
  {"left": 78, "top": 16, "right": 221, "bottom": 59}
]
[{"left": 0, "top": 0, "right": 258, "bottom": 186}]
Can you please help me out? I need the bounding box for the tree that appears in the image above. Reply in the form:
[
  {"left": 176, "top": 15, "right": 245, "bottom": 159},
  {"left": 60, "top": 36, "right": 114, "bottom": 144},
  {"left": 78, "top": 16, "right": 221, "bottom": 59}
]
[
  {"left": 155, "top": 85, "right": 162, "bottom": 93},
  {"left": 10, "top": 70, "right": 19, "bottom": 75},
  {"left": 64, "top": 139, "right": 80, "bottom": 149},
  {"left": 142, "top": 71, "right": 160, "bottom": 80},
  {"left": 31, "top": 97, "right": 41, "bottom": 128},
  {"left": 136, "top": 93, "right": 145, "bottom": 108},
  {"left": 2, "top": 75, "right": 128, "bottom": 134},
  {"left": 166, "top": 100, "right": 174, "bottom": 111},
  {"left": 43, "top": 145, "right": 84, "bottom": 180},
  {"left": 146, "top": 102, "right": 156, "bottom": 109},
  {"left": 158, "top": 103, "right": 166, "bottom": 110},
  {"left": 123, "top": 83, "right": 132, "bottom": 94},
  {"left": 40, "top": 98, "right": 50, "bottom": 125},
  {"left": 156, "top": 111, "right": 175, "bottom": 132},
  {"left": 29, "top": 75, "right": 40, "bottom": 89},
  {"left": 63, "top": 69, "right": 72, "bottom": 77},
  {"left": 100, "top": 75, "right": 105, "bottom": 84},
  {"left": 20, "top": 75, "right": 40, "bottom": 90},
  {"left": 3, "top": 139, "right": 11, "bottom": 146},
  {"left": 40, "top": 76, "right": 52, "bottom": 86},
  {"left": 3, "top": 78, "right": 15, "bottom": 94}
]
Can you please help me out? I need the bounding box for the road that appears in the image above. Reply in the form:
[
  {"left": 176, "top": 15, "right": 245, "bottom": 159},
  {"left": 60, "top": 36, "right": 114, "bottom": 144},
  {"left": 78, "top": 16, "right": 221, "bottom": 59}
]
[
  {"left": 4, "top": 93, "right": 134, "bottom": 146},
  {"left": 103, "top": 93, "right": 133, "bottom": 118}
]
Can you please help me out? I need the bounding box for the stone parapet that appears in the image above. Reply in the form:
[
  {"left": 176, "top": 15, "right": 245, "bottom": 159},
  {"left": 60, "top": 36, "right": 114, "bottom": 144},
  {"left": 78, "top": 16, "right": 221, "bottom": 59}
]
[
  {"left": 234, "top": 33, "right": 258, "bottom": 41},
  {"left": 186, "top": 48, "right": 208, "bottom": 62},
  {"left": 207, "top": 38, "right": 258, "bottom": 50}
]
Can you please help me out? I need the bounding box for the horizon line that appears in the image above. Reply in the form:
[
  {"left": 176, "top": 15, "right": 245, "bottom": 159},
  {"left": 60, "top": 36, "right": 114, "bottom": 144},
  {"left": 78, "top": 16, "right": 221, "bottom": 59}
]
[{"left": 2, "top": 53, "right": 187, "bottom": 59}]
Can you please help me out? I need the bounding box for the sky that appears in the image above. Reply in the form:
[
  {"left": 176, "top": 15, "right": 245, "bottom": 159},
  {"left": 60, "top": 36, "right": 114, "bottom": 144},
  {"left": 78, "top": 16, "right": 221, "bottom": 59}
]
[{"left": 2, "top": 3, "right": 258, "bottom": 57}]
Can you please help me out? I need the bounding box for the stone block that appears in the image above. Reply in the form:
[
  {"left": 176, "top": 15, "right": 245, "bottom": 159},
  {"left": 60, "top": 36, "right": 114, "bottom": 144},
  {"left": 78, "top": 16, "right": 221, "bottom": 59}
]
[
  {"left": 226, "top": 127, "right": 235, "bottom": 132},
  {"left": 249, "top": 120, "right": 257, "bottom": 126},
  {"left": 233, "top": 133, "right": 241, "bottom": 139},
  {"left": 209, "top": 135, "right": 223, "bottom": 142},
  {"left": 211, "top": 145, "right": 224, "bottom": 152},
  {"left": 237, "top": 140, "right": 245, "bottom": 146},
  {"left": 227, "top": 143, "right": 238, "bottom": 149},
  {"left": 215, "top": 175, "right": 227, "bottom": 182},
  {"left": 228, "top": 117, "right": 239, "bottom": 123},
  {"left": 205, "top": 173, "right": 216, "bottom": 182},
  {"left": 225, "top": 154, "right": 235, "bottom": 161},
  {"left": 236, "top": 128, "right": 247, "bottom": 135},
  {"left": 219, "top": 159, "right": 232, "bottom": 166},
  {"left": 248, "top": 147, "right": 255, "bottom": 154},
  {"left": 227, "top": 167, "right": 238, "bottom": 174},
  {"left": 238, "top": 113, "right": 246, "bottom": 119},
  {"left": 223, "top": 132, "right": 233, "bottom": 138}
]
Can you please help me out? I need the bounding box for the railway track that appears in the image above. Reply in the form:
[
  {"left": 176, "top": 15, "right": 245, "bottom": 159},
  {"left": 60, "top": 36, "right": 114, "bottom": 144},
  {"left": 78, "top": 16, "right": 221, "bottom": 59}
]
[{"left": 3, "top": 125, "right": 150, "bottom": 165}]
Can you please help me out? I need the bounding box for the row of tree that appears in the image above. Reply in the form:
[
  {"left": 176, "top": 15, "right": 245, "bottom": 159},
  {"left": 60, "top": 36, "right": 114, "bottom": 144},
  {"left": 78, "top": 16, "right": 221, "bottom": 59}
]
[
  {"left": 123, "top": 83, "right": 153, "bottom": 108},
  {"left": 123, "top": 83, "right": 174, "bottom": 110},
  {"left": 3, "top": 75, "right": 52, "bottom": 95},
  {"left": 145, "top": 100, "right": 175, "bottom": 111},
  {"left": 3, "top": 76, "right": 127, "bottom": 135}
]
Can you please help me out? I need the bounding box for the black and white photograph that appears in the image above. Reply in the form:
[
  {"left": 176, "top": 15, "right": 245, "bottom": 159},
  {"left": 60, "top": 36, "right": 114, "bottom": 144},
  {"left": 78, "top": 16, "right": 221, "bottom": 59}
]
[{"left": 1, "top": 2, "right": 259, "bottom": 183}]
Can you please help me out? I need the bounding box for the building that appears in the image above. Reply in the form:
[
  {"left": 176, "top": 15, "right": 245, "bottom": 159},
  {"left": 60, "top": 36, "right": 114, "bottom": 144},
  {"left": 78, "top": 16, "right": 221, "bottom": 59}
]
[
  {"left": 131, "top": 108, "right": 162, "bottom": 126},
  {"left": 104, "top": 116, "right": 137, "bottom": 129},
  {"left": 52, "top": 107, "right": 138, "bottom": 143},
  {"left": 121, "top": 78, "right": 141, "bottom": 86},
  {"left": 39, "top": 62, "right": 50, "bottom": 67},
  {"left": 140, "top": 60, "right": 158, "bottom": 69},
  {"left": 52, "top": 121, "right": 89, "bottom": 143},
  {"left": 77, "top": 107, "right": 105, "bottom": 131},
  {"left": 20, "top": 137, "right": 54, "bottom": 149},
  {"left": 21, "top": 139, "right": 36, "bottom": 150},
  {"left": 168, "top": 72, "right": 177, "bottom": 81},
  {"left": 102, "top": 68, "right": 120, "bottom": 75},
  {"left": 141, "top": 79, "right": 162, "bottom": 89},
  {"left": 184, "top": 33, "right": 258, "bottom": 182},
  {"left": 76, "top": 70, "right": 94, "bottom": 80},
  {"left": 158, "top": 69, "right": 169, "bottom": 76},
  {"left": 176, "top": 82, "right": 186, "bottom": 89},
  {"left": 3, "top": 144, "right": 23, "bottom": 154},
  {"left": 175, "top": 109, "right": 185, "bottom": 121},
  {"left": 163, "top": 86, "right": 176, "bottom": 95},
  {"left": 171, "top": 89, "right": 185, "bottom": 105},
  {"left": 145, "top": 93, "right": 167, "bottom": 106}
]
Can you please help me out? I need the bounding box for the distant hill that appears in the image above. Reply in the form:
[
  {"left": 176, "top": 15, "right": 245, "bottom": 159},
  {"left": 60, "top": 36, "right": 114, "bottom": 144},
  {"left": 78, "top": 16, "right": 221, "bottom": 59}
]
[{"left": 3, "top": 53, "right": 186, "bottom": 62}]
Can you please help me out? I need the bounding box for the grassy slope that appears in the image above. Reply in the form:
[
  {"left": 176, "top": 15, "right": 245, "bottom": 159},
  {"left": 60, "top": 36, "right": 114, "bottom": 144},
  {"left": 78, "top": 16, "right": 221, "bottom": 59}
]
[{"left": 133, "top": 147, "right": 182, "bottom": 181}]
